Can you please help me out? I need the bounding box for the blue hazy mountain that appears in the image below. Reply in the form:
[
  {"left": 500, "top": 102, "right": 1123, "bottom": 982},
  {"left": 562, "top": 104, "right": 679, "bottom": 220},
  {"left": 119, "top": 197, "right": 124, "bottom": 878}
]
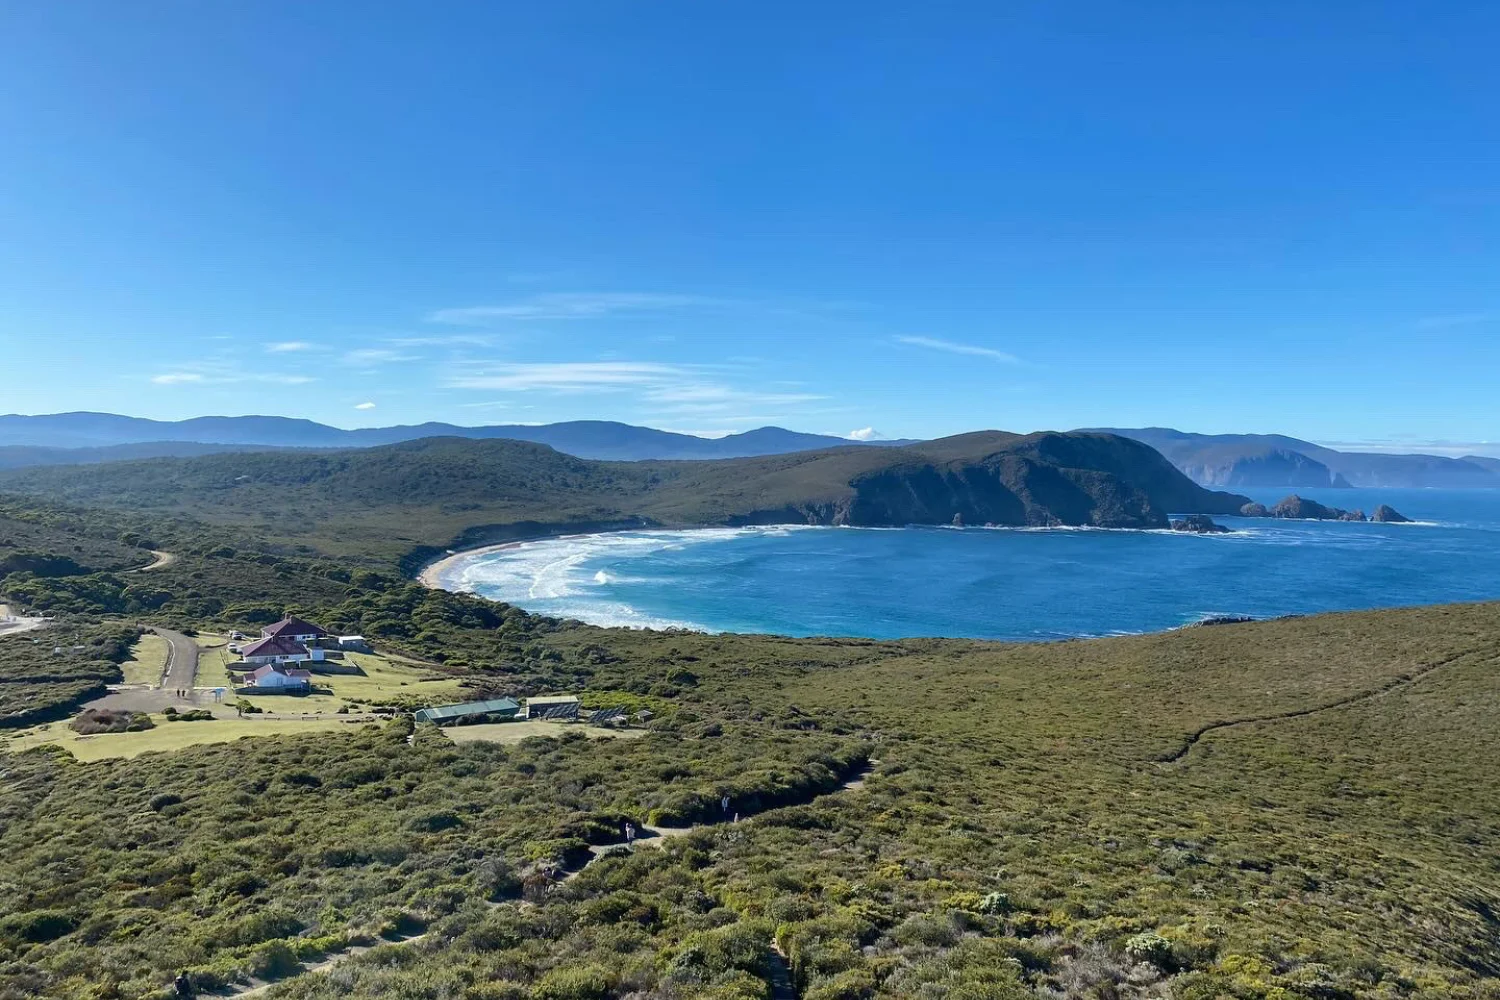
[
  {"left": 1095, "top": 428, "right": 1500, "bottom": 489},
  {"left": 0, "top": 413, "right": 913, "bottom": 465}
]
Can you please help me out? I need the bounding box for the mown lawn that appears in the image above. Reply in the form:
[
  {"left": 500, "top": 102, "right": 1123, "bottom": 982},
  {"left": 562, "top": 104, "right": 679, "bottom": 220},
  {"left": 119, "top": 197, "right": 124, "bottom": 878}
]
[
  {"left": 117, "top": 633, "right": 168, "bottom": 687},
  {"left": 5, "top": 714, "right": 362, "bottom": 760}
]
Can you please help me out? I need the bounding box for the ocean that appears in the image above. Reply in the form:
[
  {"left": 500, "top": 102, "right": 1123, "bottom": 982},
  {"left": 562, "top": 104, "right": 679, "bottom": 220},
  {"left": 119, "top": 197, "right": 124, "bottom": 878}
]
[{"left": 433, "top": 488, "right": 1500, "bottom": 640}]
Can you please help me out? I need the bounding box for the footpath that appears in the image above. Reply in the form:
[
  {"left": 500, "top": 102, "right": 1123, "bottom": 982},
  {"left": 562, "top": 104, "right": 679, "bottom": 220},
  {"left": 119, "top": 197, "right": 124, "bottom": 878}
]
[{"left": 216, "top": 759, "right": 878, "bottom": 999}]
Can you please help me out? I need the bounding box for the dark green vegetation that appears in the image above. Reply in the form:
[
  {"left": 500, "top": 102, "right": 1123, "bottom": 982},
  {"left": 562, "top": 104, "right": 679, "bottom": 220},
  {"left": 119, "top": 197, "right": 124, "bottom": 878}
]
[
  {"left": 0, "top": 621, "right": 135, "bottom": 728},
  {"left": 0, "top": 431, "right": 1248, "bottom": 563},
  {"left": 3, "top": 596, "right": 1500, "bottom": 1000},
  {"left": 1, "top": 454, "right": 1498, "bottom": 1000}
]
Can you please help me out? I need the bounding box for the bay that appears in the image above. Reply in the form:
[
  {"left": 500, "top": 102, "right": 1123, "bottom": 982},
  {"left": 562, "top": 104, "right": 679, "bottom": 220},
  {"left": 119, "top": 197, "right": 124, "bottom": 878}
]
[{"left": 437, "top": 488, "right": 1500, "bottom": 640}]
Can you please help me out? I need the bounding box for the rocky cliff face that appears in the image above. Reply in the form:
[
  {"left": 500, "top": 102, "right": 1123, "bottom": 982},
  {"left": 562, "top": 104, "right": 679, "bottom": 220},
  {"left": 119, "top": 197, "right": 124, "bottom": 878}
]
[
  {"left": 733, "top": 433, "right": 1252, "bottom": 530},
  {"left": 1181, "top": 448, "right": 1351, "bottom": 489}
]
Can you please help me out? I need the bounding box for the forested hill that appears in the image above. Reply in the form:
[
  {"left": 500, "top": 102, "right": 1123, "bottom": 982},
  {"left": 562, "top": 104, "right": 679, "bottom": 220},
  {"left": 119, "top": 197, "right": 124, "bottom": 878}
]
[{"left": 0, "top": 431, "right": 1248, "bottom": 562}]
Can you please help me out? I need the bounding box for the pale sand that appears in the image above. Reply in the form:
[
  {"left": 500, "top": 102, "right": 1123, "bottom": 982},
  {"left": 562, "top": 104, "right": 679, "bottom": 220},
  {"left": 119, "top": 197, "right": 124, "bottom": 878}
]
[
  {"left": 417, "top": 532, "right": 613, "bottom": 591},
  {"left": 417, "top": 540, "right": 533, "bottom": 591}
]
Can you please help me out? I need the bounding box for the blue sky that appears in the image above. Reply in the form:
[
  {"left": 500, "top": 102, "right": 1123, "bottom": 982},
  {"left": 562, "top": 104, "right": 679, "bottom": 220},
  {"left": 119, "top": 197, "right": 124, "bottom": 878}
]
[{"left": 2, "top": 2, "right": 1499, "bottom": 452}]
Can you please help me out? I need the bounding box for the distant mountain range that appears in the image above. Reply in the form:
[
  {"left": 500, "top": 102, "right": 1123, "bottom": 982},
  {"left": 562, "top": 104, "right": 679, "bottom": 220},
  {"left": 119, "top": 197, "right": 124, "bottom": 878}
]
[
  {"left": 2, "top": 413, "right": 1495, "bottom": 490},
  {"left": 1095, "top": 428, "right": 1500, "bottom": 489},
  {"left": 0, "top": 412, "right": 913, "bottom": 467},
  {"left": 0, "top": 430, "right": 1249, "bottom": 543}
]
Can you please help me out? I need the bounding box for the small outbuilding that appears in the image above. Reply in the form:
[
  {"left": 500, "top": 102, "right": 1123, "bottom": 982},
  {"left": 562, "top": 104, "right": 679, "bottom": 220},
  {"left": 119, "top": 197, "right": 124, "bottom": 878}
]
[
  {"left": 336, "top": 635, "right": 372, "bottom": 652},
  {"left": 525, "top": 695, "right": 580, "bottom": 721},
  {"left": 242, "top": 664, "right": 312, "bottom": 691},
  {"left": 413, "top": 698, "right": 522, "bottom": 726}
]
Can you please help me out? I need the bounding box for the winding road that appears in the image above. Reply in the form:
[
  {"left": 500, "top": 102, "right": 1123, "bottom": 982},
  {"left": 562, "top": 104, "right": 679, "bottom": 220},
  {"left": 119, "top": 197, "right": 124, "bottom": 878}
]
[
  {"left": 129, "top": 550, "right": 178, "bottom": 573},
  {"left": 155, "top": 627, "right": 199, "bottom": 693}
]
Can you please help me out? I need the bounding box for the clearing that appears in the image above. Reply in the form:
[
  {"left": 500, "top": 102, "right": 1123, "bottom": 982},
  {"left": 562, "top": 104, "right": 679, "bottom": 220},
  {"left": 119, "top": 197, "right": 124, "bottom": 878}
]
[
  {"left": 194, "top": 642, "right": 463, "bottom": 712},
  {"left": 442, "top": 719, "right": 649, "bottom": 745},
  {"left": 5, "top": 715, "right": 367, "bottom": 761},
  {"left": 119, "top": 633, "right": 171, "bottom": 686}
]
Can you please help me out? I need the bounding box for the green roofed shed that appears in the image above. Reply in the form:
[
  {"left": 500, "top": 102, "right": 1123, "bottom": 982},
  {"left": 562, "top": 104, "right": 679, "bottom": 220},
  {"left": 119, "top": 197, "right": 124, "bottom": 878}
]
[{"left": 414, "top": 698, "right": 521, "bottom": 726}]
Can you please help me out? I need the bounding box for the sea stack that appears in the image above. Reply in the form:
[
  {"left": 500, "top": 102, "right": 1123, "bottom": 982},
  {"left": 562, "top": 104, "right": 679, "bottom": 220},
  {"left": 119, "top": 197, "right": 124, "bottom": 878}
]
[
  {"left": 1371, "top": 504, "right": 1412, "bottom": 523},
  {"left": 1170, "top": 515, "right": 1230, "bottom": 534}
]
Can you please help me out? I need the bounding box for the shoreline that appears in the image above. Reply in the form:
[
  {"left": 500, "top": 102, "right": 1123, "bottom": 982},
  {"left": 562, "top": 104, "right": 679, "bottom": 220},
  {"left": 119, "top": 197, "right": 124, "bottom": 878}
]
[
  {"left": 414, "top": 518, "right": 1251, "bottom": 596},
  {"left": 418, "top": 532, "right": 616, "bottom": 591}
]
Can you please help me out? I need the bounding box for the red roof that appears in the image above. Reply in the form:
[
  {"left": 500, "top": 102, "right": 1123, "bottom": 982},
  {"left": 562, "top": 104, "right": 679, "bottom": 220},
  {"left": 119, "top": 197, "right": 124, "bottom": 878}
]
[
  {"left": 261, "top": 617, "right": 329, "bottom": 639},
  {"left": 240, "top": 635, "right": 309, "bottom": 658}
]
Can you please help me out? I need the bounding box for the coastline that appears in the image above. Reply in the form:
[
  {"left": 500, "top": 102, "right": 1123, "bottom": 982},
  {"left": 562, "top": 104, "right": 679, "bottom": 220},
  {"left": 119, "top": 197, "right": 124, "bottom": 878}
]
[
  {"left": 415, "top": 519, "right": 1257, "bottom": 593},
  {"left": 419, "top": 534, "right": 595, "bottom": 591}
]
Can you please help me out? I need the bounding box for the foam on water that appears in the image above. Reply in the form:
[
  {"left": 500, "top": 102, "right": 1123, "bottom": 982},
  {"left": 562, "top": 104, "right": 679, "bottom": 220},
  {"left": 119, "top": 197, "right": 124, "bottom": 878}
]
[{"left": 438, "top": 489, "right": 1500, "bottom": 640}]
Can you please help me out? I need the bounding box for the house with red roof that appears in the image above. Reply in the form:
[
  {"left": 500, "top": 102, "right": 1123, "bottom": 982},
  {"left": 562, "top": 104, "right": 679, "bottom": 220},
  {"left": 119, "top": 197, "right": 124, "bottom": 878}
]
[
  {"left": 240, "top": 634, "right": 321, "bottom": 665},
  {"left": 260, "top": 617, "right": 330, "bottom": 644}
]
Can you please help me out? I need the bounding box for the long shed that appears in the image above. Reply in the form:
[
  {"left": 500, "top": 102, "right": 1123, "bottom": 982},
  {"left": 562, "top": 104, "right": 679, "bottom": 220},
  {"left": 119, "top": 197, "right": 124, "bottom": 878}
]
[{"left": 413, "top": 698, "right": 522, "bottom": 726}]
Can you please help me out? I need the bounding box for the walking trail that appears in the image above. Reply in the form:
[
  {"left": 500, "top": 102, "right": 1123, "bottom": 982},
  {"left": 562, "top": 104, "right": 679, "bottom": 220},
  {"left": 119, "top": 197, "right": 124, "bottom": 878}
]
[
  {"left": 130, "top": 550, "right": 178, "bottom": 573},
  {"left": 214, "top": 759, "right": 879, "bottom": 998},
  {"left": 1158, "top": 643, "right": 1498, "bottom": 764}
]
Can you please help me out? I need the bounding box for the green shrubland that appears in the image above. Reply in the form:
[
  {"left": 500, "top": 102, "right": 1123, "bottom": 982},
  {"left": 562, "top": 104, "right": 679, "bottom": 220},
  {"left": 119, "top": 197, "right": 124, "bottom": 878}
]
[{"left": 0, "top": 482, "right": 1498, "bottom": 998}]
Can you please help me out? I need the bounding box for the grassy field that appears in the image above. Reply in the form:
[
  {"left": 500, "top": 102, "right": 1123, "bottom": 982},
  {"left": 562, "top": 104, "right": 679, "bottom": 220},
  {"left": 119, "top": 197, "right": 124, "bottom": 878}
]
[
  {"left": 193, "top": 636, "right": 236, "bottom": 692},
  {"left": 194, "top": 640, "right": 463, "bottom": 712},
  {"left": 118, "top": 633, "right": 168, "bottom": 686},
  {"left": 4, "top": 714, "right": 359, "bottom": 760},
  {"left": 442, "top": 719, "right": 648, "bottom": 745}
]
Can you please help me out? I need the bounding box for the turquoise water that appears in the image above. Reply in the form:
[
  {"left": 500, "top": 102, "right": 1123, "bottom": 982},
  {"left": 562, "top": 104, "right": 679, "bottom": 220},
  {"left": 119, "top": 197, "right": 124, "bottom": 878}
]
[{"left": 437, "top": 488, "right": 1500, "bottom": 640}]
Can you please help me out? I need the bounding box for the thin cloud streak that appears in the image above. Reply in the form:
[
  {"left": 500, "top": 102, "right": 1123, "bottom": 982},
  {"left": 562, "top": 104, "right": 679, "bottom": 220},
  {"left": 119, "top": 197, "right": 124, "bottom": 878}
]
[
  {"left": 447, "top": 362, "right": 690, "bottom": 391},
  {"left": 895, "top": 335, "right": 1019, "bottom": 363},
  {"left": 429, "top": 293, "right": 723, "bottom": 325},
  {"left": 266, "top": 341, "right": 317, "bottom": 352}
]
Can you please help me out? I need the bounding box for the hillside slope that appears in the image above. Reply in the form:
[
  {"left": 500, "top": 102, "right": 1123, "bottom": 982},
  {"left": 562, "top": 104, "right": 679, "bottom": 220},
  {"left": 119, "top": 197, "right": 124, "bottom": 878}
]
[
  {"left": 0, "top": 432, "right": 1249, "bottom": 562},
  {"left": 1099, "top": 427, "right": 1500, "bottom": 488}
]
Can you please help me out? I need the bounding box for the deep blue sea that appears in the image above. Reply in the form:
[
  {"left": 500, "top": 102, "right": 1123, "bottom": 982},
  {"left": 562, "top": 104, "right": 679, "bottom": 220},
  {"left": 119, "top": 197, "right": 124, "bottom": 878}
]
[{"left": 435, "top": 488, "right": 1500, "bottom": 640}]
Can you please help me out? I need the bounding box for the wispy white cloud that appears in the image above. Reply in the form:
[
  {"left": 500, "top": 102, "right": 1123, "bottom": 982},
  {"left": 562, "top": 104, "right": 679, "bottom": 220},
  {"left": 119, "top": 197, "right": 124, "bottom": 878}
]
[
  {"left": 266, "top": 340, "right": 317, "bottom": 353},
  {"left": 149, "top": 367, "right": 315, "bottom": 387},
  {"left": 642, "top": 383, "right": 825, "bottom": 413},
  {"left": 847, "top": 426, "right": 881, "bottom": 441},
  {"left": 895, "top": 335, "right": 1020, "bottom": 363},
  {"left": 354, "top": 401, "right": 376, "bottom": 410},
  {"left": 151, "top": 372, "right": 205, "bottom": 385},
  {"left": 447, "top": 361, "right": 690, "bottom": 392},
  {"left": 429, "top": 293, "right": 722, "bottom": 325},
  {"left": 444, "top": 359, "right": 829, "bottom": 423},
  {"left": 343, "top": 348, "right": 419, "bottom": 367},
  {"left": 381, "top": 334, "right": 496, "bottom": 348}
]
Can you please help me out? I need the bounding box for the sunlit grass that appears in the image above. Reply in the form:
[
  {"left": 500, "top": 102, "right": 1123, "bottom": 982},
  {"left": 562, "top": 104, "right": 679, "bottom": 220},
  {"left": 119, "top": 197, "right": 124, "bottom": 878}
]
[
  {"left": 5, "top": 715, "right": 361, "bottom": 760},
  {"left": 118, "top": 633, "right": 168, "bottom": 686}
]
